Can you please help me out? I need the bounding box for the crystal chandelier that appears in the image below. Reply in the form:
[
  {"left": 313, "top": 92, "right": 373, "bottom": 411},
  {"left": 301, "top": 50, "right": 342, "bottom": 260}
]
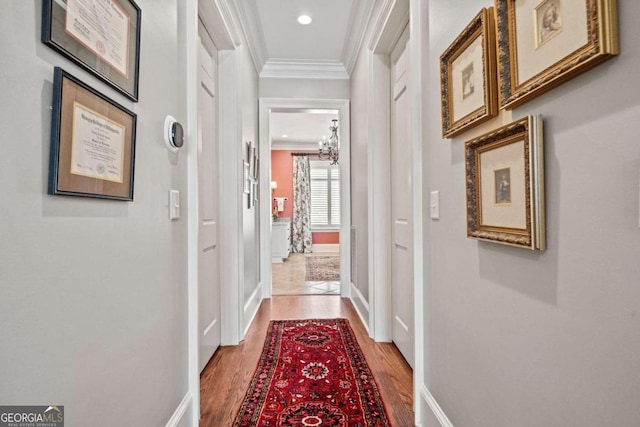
[{"left": 318, "top": 119, "right": 339, "bottom": 165}]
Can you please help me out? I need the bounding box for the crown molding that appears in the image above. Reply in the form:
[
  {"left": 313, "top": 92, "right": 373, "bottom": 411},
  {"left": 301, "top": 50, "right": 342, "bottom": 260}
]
[
  {"left": 271, "top": 141, "right": 320, "bottom": 150},
  {"left": 198, "top": 0, "right": 242, "bottom": 49},
  {"left": 231, "top": 0, "right": 269, "bottom": 73},
  {"left": 368, "top": 0, "right": 409, "bottom": 54},
  {"left": 341, "top": 0, "right": 376, "bottom": 75},
  {"left": 260, "top": 59, "right": 349, "bottom": 80}
]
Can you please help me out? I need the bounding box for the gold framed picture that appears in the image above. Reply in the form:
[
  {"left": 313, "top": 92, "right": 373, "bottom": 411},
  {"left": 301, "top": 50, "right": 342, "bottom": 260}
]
[
  {"left": 496, "top": 0, "right": 619, "bottom": 110},
  {"left": 465, "top": 115, "right": 545, "bottom": 250},
  {"left": 440, "top": 8, "right": 498, "bottom": 138}
]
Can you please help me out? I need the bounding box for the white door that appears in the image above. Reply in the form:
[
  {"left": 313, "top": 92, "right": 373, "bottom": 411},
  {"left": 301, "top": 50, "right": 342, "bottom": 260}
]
[
  {"left": 198, "top": 24, "right": 220, "bottom": 373},
  {"left": 390, "top": 26, "right": 414, "bottom": 368}
]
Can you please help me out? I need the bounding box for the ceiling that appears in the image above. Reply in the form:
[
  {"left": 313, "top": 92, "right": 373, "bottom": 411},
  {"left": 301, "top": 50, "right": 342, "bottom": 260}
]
[
  {"left": 228, "top": 1, "right": 373, "bottom": 149},
  {"left": 270, "top": 111, "right": 339, "bottom": 150},
  {"left": 235, "top": 0, "right": 374, "bottom": 78},
  {"left": 255, "top": 0, "right": 354, "bottom": 61}
]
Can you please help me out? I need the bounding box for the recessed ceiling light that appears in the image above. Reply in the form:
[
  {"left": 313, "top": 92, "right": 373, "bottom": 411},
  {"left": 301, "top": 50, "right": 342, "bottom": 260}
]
[
  {"left": 297, "top": 15, "right": 312, "bottom": 25},
  {"left": 282, "top": 134, "right": 288, "bottom": 138}
]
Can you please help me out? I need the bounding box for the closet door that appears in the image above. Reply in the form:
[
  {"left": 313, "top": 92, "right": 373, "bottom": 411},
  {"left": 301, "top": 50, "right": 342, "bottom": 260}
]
[
  {"left": 198, "top": 23, "right": 221, "bottom": 372},
  {"left": 390, "top": 26, "right": 414, "bottom": 368}
]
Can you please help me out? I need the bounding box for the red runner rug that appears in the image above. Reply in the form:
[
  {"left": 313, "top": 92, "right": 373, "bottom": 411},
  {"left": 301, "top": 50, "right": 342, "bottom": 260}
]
[{"left": 232, "top": 319, "right": 391, "bottom": 426}]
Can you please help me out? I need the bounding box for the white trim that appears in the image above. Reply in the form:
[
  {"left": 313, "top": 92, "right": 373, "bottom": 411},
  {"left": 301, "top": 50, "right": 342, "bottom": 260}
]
[
  {"left": 369, "top": 0, "right": 410, "bottom": 53},
  {"left": 342, "top": 0, "right": 376, "bottom": 75},
  {"left": 165, "top": 392, "right": 193, "bottom": 427},
  {"left": 212, "top": 0, "right": 244, "bottom": 46},
  {"left": 258, "top": 98, "right": 351, "bottom": 303},
  {"left": 228, "top": 0, "right": 268, "bottom": 73},
  {"left": 419, "top": 384, "right": 455, "bottom": 427},
  {"left": 260, "top": 59, "right": 349, "bottom": 80},
  {"left": 197, "top": 1, "right": 236, "bottom": 50},
  {"left": 184, "top": 0, "right": 200, "bottom": 424},
  {"left": 350, "top": 282, "right": 370, "bottom": 334},
  {"left": 409, "top": 0, "right": 428, "bottom": 422},
  {"left": 270, "top": 141, "right": 321, "bottom": 150},
  {"left": 243, "top": 281, "right": 262, "bottom": 335},
  {"left": 311, "top": 244, "right": 340, "bottom": 252}
]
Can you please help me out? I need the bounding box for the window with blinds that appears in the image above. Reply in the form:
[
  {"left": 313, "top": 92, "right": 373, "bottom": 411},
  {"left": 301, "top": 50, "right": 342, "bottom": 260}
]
[{"left": 310, "top": 160, "right": 340, "bottom": 229}]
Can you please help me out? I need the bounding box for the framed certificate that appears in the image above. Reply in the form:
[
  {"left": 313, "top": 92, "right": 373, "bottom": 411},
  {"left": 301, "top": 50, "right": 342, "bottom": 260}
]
[
  {"left": 48, "top": 67, "right": 137, "bottom": 200},
  {"left": 42, "top": 0, "right": 142, "bottom": 101}
]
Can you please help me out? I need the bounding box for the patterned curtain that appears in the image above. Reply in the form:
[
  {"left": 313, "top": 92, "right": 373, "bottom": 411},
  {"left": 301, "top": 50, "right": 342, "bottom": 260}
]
[{"left": 292, "top": 155, "right": 313, "bottom": 253}]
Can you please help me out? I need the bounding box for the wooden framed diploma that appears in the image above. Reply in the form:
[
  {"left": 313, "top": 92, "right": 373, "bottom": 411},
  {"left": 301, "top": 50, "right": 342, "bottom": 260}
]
[
  {"left": 48, "top": 67, "right": 137, "bottom": 201},
  {"left": 42, "top": 0, "right": 142, "bottom": 101}
]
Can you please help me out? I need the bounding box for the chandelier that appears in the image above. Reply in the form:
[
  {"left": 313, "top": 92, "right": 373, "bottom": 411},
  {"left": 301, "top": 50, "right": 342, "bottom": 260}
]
[{"left": 318, "top": 119, "right": 339, "bottom": 165}]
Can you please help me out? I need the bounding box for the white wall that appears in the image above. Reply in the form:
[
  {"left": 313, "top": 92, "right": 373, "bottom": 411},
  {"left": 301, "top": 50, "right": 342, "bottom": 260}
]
[
  {"left": 423, "top": 1, "right": 640, "bottom": 426},
  {"left": 349, "top": 62, "right": 370, "bottom": 321},
  {"left": 241, "top": 44, "right": 261, "bottom": 314},
  {"left": 0, "top": 1, "right": 189, "bottom": 425},
  {"left": 349, "top": 11, "right": 376, "bottom": 315}
]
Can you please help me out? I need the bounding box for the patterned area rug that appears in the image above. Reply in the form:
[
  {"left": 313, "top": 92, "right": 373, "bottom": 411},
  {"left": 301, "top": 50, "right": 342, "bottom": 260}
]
[
  {"left": 305, "top": 255, "right": 340, "bottom": 281},
  {"left": 232, "top": 319, "right": 391, "bottom": 427}
]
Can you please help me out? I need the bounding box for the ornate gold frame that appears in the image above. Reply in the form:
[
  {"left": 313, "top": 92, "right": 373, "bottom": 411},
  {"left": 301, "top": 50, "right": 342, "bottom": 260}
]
[
  {"left": 465, "top": 116, "right": 545, "bottom": 250},
  {"left": 440, "top": 8, "right": 498, "bottom": 138},
  {"left": 496, "top": 0, "right": 619, "bottom": 110}
]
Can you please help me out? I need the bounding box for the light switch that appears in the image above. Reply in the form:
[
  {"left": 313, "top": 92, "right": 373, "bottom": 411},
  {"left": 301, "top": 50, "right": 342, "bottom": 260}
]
[
  {"left": 430, "top": 190, "right": 440, "bottom": 220},
  {"left": 169, "top": 190, "right": 180, "bottom": 220}
]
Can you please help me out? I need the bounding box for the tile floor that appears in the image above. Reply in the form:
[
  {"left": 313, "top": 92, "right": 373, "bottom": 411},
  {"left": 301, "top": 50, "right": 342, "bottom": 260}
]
[{"left": 272, "top": 253, "right": 340, "bottom": 295}]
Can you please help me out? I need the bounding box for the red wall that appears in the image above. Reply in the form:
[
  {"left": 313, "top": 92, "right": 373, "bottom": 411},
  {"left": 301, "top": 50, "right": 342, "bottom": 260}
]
[{"left": 271, "top": 150, "right": 339, "bottom": 245}]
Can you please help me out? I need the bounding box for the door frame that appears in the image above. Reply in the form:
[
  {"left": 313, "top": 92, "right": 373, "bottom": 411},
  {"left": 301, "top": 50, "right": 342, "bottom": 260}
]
[
  {"left": 184, "top": 0, "right": 238, "bottom": 424},
  {"left": 258, "top": 98, "right": 351, "bottom": 300},
  {"left": 366, "top": 0, "right": 427, "bottom": 423}
]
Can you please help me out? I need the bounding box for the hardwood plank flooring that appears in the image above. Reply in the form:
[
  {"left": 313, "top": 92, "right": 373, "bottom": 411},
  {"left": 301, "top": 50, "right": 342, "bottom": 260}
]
[{"left": 199, "top": 295, "right": 414, "bottom": 426}]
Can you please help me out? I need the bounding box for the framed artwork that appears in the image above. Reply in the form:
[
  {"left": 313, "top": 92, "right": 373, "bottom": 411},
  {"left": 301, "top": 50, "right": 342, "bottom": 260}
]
[
  {"left": 248, "top": 179, "right": 255, "bottom": 208},
  {"left": 248, "top": 145, "right": 258, "bottom": 181},
  {"left": 465, "top": 115, "right": 545, "bottom": 250},
  {"left": 496, "top": 0, "right": 619, "bottom": 109},
  {"left": 253, "top": 180, "right": 259, "bottom": 204},
  {"left": 48, "top": 67, "right": 137, "bottom": 200},
  {"left": 246, "top": 141, "right": 252, "bottom": 164},
  {"left": 440, "top": 8, "right": 498, "bottom": 138},
  {"left": 42, "top": 0, "right": 142, "bottom": 101},
  {"left": 243, "top": 161, "right": 250, "bottom": 194}
]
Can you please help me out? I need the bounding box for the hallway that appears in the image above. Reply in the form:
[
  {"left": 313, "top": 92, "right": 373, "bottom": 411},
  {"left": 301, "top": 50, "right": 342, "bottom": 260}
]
[{"left": 199, "top": 296, "right": 414, "bottom": 426}]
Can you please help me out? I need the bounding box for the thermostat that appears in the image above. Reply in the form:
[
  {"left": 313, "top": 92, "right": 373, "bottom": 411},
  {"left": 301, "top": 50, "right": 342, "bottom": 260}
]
[{"left": 164, "top": 115, "right": 184, "bottom": 152}]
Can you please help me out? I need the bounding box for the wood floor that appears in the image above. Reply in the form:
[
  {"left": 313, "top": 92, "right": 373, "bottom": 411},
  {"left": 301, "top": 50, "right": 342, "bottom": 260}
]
[{"left": 199, "top": 295, "right": 414, "bottom": 426}]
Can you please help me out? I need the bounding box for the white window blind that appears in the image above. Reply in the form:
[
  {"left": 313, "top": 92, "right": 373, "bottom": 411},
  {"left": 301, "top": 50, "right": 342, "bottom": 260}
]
[{"left": 310, "top": 160, "right": 340, "bottom": 228}]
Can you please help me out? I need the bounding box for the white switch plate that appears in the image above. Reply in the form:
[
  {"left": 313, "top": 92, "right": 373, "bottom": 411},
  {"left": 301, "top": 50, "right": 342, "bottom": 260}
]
[
  {"left": 430, "top": 190, "right": 440, "bottom": 220},
  {"left": 169, "top": 190, "right": 180, "bottom": 220}
]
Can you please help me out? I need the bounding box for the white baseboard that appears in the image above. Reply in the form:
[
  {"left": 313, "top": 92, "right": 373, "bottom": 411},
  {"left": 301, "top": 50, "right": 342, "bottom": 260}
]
[
  {"left": 417, "top": 384, "right": 454, "bottom": 427},
  {"left": 350, "top": 282, "right": 370, "bottom": 334},
  {"left": 165, "top": 392, "right": 192, "bottom": 427},
  {"left": 243, "top": 281, "right": 262, "bottom": 336},
  {"left": 312, "top": 244, "right": 340, "bottom": 252}
]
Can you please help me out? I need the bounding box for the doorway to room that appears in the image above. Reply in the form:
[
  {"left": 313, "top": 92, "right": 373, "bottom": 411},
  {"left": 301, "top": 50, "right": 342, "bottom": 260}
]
[
  {"left": 269, "top": 110, "right": 341, "bottom": 296},
  {"left": 258, "top": 99, "right": 351, "bottom": 301}
]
